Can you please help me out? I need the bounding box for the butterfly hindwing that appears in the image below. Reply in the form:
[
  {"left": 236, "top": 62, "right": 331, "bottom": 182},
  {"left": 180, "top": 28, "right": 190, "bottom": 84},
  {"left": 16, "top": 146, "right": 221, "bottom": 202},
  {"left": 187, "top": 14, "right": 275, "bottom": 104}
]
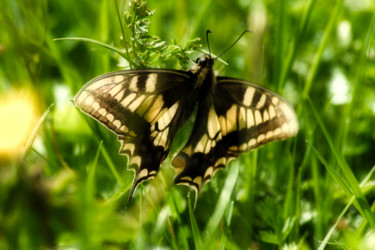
[
  {"left": 75, "top": 69, "right": 198, "bottom": 199},
  {"left": 172, "top": 76, "right": 298, "bottom": 194}
]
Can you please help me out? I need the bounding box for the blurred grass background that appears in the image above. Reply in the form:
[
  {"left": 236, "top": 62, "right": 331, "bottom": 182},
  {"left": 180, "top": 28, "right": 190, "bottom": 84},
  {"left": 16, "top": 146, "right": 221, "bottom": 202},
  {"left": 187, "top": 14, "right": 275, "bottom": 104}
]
[{"left": 1, "top": 0, "right": 375, "bottom": 249}]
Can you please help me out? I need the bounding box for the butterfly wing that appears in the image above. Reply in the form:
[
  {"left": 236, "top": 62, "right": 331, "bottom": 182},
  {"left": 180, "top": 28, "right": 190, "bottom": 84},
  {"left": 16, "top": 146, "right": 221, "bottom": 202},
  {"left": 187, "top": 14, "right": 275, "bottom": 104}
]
[
  {"left": 75, "top": 69, "right": 198, "bottom": 200},
  {"left": 172, "top": 76, "right": 298, "bottom": 194}
]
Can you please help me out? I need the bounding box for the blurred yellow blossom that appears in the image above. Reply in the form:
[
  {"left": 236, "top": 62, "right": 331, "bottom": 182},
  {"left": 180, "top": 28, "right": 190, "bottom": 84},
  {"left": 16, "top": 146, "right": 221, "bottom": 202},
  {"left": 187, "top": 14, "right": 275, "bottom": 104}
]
[{"left": 0, "top": 91, "right": 38, "bottom": 156}]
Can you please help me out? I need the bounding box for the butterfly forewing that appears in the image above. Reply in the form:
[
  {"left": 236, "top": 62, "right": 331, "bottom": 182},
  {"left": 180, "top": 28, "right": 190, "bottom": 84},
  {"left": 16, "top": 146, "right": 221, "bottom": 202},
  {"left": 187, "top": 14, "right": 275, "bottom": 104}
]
[
  {"left": 172, "top": 77, "right": 298, "bottom": 193},
  {"left": 74, "top": 69, "right": 198, "bottom": 199},
  {"left": 215, "top": 77, "right": 298, "bottom": 146}
]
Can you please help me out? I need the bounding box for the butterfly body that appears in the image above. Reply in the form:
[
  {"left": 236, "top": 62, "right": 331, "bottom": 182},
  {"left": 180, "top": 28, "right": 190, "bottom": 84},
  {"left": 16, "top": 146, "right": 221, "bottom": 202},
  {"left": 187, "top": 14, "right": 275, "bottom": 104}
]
[{"left": 75, "top": 54, "right": 298, "bottom": 200}]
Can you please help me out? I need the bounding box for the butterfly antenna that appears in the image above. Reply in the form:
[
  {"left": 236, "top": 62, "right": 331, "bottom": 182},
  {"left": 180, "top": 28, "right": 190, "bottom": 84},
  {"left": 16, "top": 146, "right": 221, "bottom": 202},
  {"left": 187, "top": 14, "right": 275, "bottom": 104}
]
[
  {"left": 215, "top": 29, "right": 251, "bottom": 59},
  {"left": 206, "top": 29, "right": 212, "bottom": 58}
]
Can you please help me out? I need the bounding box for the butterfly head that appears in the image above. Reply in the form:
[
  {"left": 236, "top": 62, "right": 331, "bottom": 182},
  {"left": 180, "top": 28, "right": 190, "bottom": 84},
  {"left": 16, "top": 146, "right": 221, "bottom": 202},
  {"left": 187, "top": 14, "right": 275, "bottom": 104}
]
[
  {"left": 195, "top": 54, "right": 214, "bottom": 68},
  {"left": 190, "top": 55, "right": 214, "bottom": 74},
  {"left": 196, "top": 54, "right": 214, "bottom": 67}
]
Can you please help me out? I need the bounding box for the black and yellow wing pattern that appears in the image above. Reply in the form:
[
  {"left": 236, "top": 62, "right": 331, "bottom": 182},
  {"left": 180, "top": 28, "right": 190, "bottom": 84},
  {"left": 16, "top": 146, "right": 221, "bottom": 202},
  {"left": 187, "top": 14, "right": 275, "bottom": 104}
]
[
  {"left": 75, "top": 55, "right": 298, "bottom": 200},
  {"left": 172, "top": 76, "right": 298, "bottom": 194},
  {"left": 75, "top": 69, "right": 200, "bottom": 198}
]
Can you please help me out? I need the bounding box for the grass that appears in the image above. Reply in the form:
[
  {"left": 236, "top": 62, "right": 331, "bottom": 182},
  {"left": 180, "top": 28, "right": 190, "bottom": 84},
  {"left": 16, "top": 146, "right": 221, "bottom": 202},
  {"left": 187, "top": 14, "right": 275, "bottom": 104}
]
[{"left": 1, "top": 0, "right": 375, "bottom": 249}]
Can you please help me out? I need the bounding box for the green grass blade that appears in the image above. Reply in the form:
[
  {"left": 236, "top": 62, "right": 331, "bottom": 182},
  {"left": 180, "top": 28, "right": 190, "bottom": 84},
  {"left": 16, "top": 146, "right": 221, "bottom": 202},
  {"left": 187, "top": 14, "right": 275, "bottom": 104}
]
[
  {"left": 104, "top": 183, "right": 130, "bottom": 206},
  {"left": 356, "top": 193, "right": 375, "bottom": 237},
  {"left": 278, "top": 0, "right": 316, "bottom": 90},
  {"left": 302, "top": 0, "right": 343, "bottom": 98},
  {"left": 54, "top": 37, "right": 126, "bottom": 60},
  {"left": 203, "top": 161, "right": 239, "bottom": 246},
  {"left": 306, "top": 141, "right": 352, "bottom": 196},
  {"left": 86, "top": 141, "right": 103, "bottom": 199},
  {"left": 307, "top": 97, "right": 375, "bottom": 228},
  {"left": 22, "top": 103, "right": 54, "bottom": 161},
  {"left": 114, "top": 0, "right": 133, "bottom": 69},
  {"left": 188, "top": 195, "right": 202, "bottom": 249},
  {"left": 340, "top": 13, "right": 375, "bottom": 148},
  {"left": 274, "top": 0, "right": 286, "bottom": 89},
  {"left": 318, "top": 166, "right": 375, "bottom": 250},
  {"left": 100, "top": 146, "right": 124, "bottom": 185}
]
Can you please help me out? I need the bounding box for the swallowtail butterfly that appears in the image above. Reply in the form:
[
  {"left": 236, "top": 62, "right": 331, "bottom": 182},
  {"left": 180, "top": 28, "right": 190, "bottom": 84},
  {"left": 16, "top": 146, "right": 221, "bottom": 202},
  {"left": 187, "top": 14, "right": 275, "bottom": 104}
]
[{"left": 75, "top": 35, "right": 298, "bottom": 201}]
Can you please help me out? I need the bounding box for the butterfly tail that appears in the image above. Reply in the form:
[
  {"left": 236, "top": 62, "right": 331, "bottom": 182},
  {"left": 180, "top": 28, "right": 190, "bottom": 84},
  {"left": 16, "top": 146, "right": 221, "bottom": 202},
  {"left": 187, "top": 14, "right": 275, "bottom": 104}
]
[
  {"left": 120, "top": 135, "right": 168, "bottom": 201},
  {"left": 128, "top": 175, "right": 142, "bottom": 202}
]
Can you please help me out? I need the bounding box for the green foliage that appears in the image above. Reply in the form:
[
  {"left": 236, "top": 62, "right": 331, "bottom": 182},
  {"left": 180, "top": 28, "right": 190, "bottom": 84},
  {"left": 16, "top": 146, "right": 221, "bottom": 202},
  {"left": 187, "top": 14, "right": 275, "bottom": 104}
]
[
  {"left": 55, "top": 0, "right": 202, "bottom": 70},
  {"left": 124, "top": 0, "right": 164, "bottom": 67},
  {"left": 123, "top": 0, "right": 202, "bottom": 69},
  {"left": 1, "top": 0, "right": 375, "bottom": 249}
]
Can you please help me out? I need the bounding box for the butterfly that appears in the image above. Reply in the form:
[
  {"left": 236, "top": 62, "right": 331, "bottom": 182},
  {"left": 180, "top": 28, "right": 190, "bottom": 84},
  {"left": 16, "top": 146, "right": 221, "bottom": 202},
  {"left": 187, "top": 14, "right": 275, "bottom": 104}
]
[{"left": 74, "top": 35, "right": 298, "bottom": 201}]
